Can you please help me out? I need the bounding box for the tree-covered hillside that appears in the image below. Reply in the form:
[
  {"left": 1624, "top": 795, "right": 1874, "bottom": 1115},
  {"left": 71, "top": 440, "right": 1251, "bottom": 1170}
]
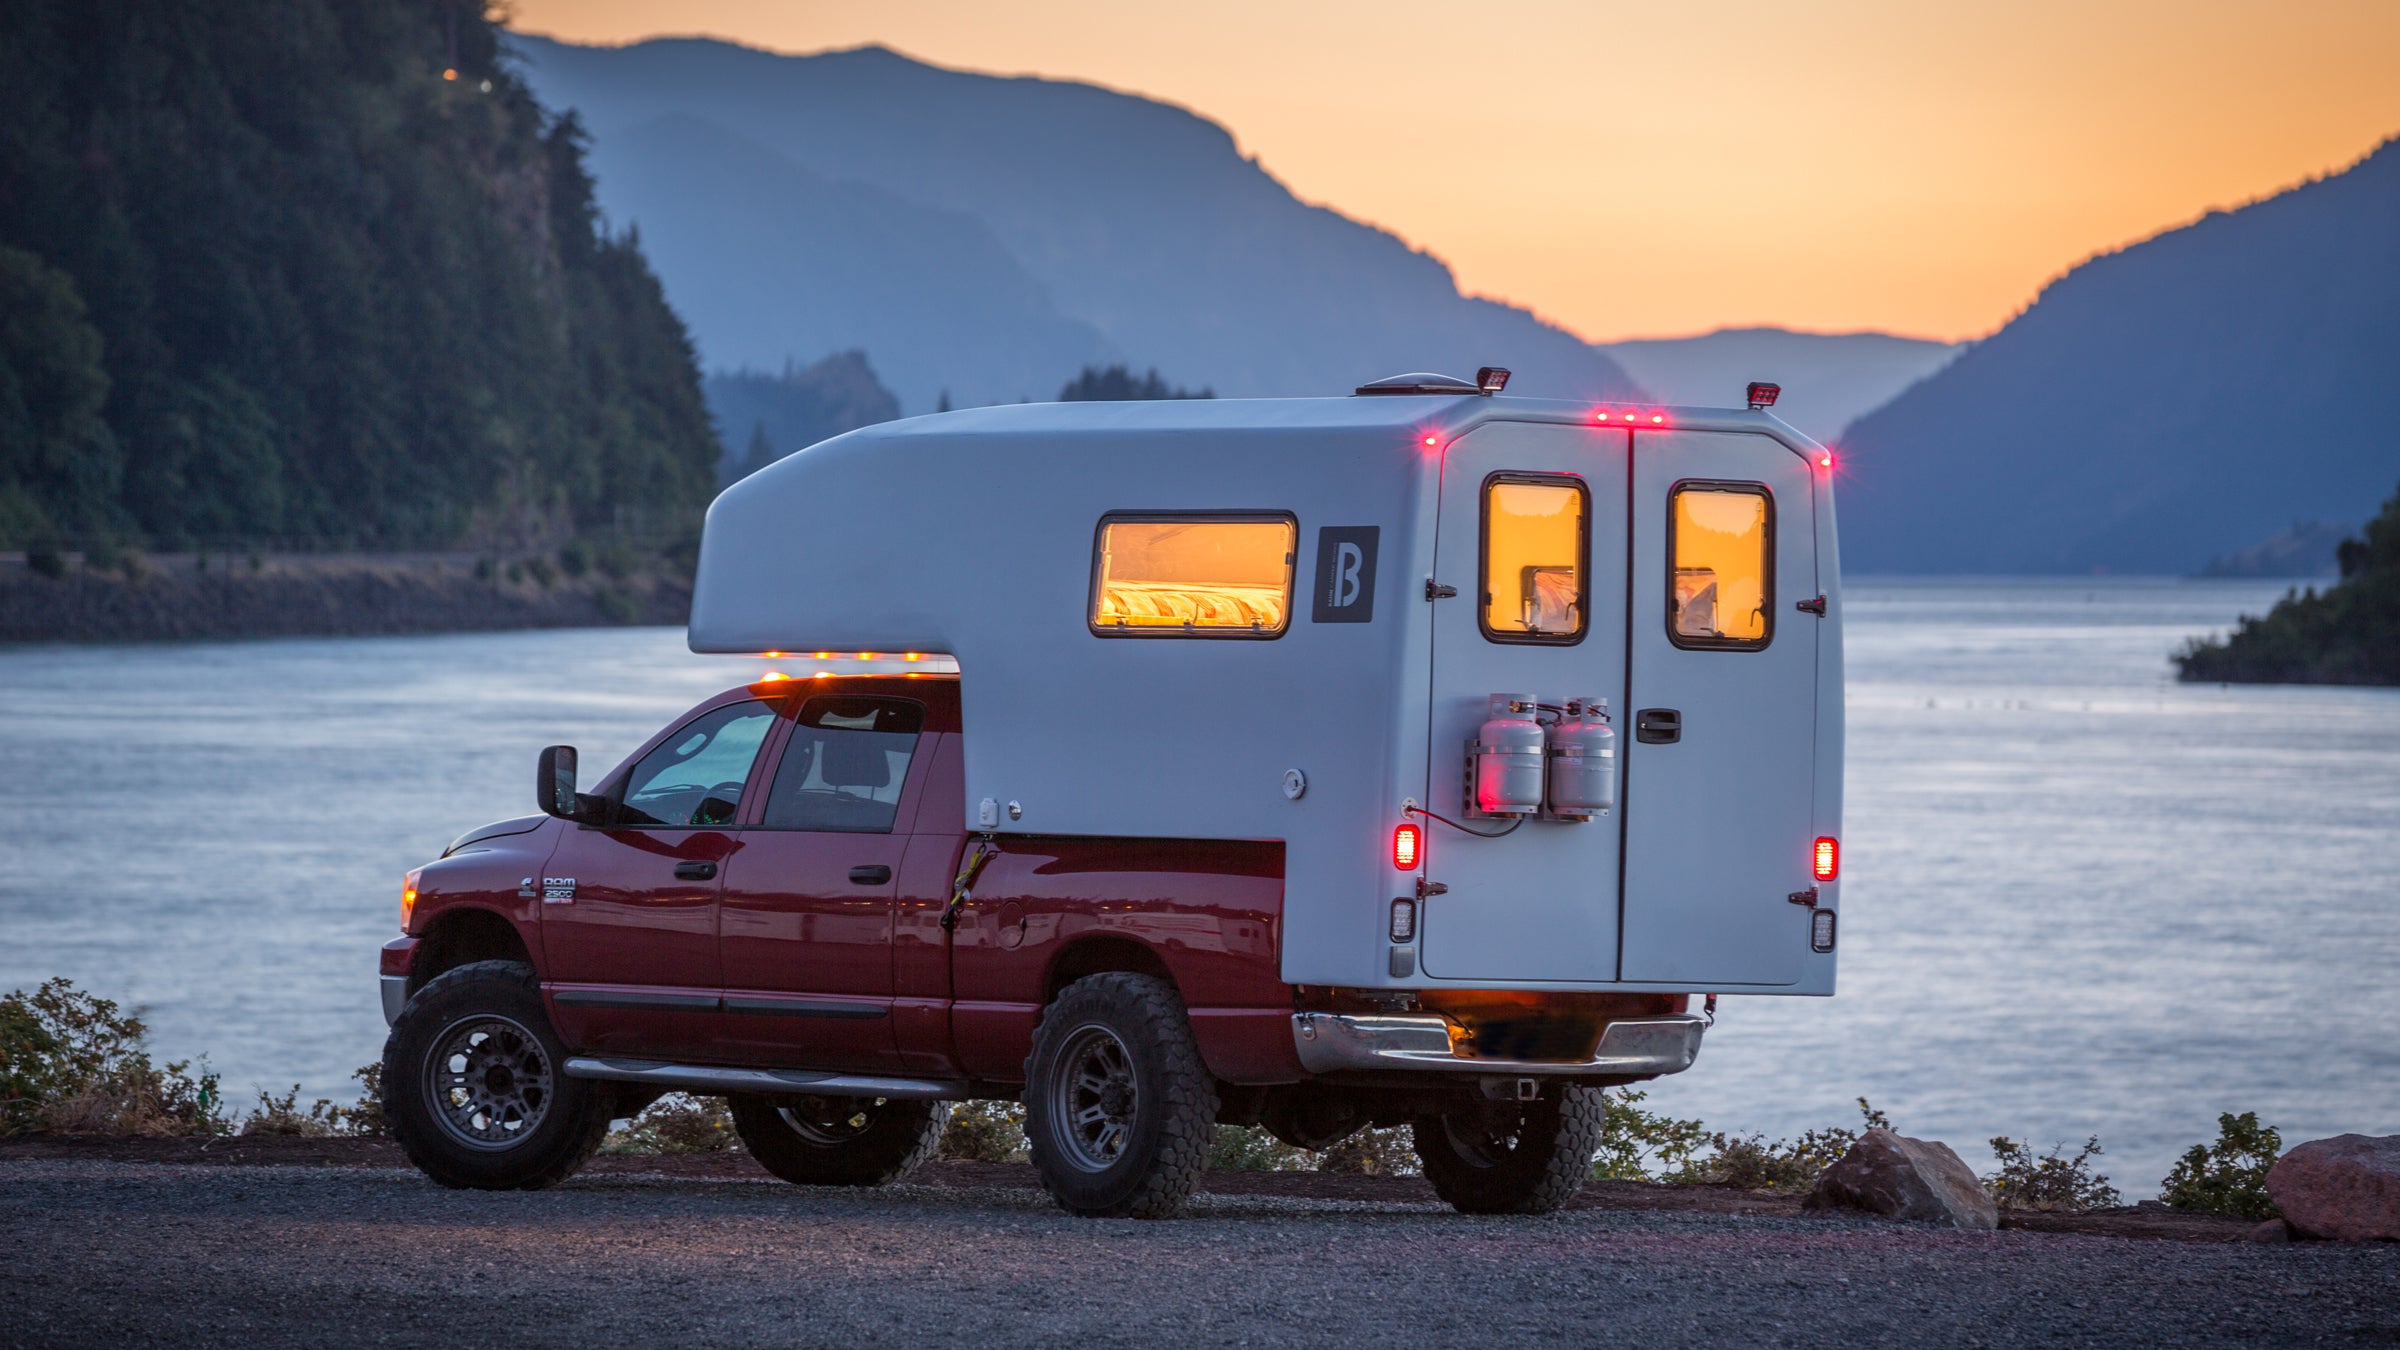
[
  {"left": 2176, "top": 482, "right": 2400, "bottom": 685},
  {"left": 0, "top": 0, "right": 717, "bottom": 550}
]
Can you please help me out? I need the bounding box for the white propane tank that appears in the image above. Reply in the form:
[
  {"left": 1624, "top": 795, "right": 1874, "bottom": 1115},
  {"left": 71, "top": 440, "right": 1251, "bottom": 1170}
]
[
  {"left": 1474, "top": 694, "right": 1546, "bottom": 816},
  {"left": 1547, "top": 698, "right": 1616, "bottom": 819}
]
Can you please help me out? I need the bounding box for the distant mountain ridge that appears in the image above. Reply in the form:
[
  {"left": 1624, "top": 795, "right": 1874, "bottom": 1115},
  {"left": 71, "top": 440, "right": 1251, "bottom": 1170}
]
[
  {"left": 1591, "top": 327, "right": 1962, "bottom": 443},
  {"left": 1839, "top": 137, "right": 2400, "bottom": 575},
  {"left": 509, "top": 35, "right": 1643, "bottom": 411}
]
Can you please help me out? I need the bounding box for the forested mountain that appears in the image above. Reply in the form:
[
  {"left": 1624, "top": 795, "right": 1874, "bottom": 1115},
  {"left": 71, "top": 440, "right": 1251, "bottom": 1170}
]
[
  {"left": 0, "top": 1, "right": 717, "bottom": 549},
  {"left": 708, "top": 352, "right": 900, "bottom": 485},
  {"left": 1838, "top": 137, "right": 2400, "bottom": 575},
  {"left": 509, "top": 35, "right": 1644, "bottom": 412},
  {"left": 2177, "top": 482, "right": 2400, "bottom": 684},
  {"left": 1591, "top": 328, "right": 1962, "bottom": 443}
]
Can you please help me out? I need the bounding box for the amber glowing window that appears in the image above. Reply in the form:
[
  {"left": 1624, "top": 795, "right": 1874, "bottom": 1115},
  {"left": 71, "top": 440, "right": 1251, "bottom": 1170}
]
[
  {"left": 1481, "top": 475, "right": 1587, "bottom": 643},
  {"left": 1669, "top": 482, "right": 1773, "bottom": 650},
  {"left": 1090, "top": 514, "right": 1296, "bottom": 637}
]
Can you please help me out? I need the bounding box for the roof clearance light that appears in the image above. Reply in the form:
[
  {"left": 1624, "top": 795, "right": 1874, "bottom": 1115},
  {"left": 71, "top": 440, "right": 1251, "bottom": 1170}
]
[
  {"left": 1423, "top": 435, "right": 1439, "bottom": 447},
  {"left": 1820, "top": 453, "right": 1834, "bottom": 469},
  {"left": 759, "top": 671, "right": 788, "bottom": 682},
  {"left": 1746, "top": 381, "right": 1781, "bottom": 410},
  {"left": 1650, "top": 414, "right": 1666, "bottom": 424},
  {"left": 1594, "top": 411, "right": 1610, "bottom": 421},
  {"left": 1475, "top": 366, "right": 1511, "bottom": 394},
  {"left": 1814, "top": 836, "right": 1839, "bottom": 882},
  {"left": 1393, "top": 823, "right": 1422, "bottom": 871}
]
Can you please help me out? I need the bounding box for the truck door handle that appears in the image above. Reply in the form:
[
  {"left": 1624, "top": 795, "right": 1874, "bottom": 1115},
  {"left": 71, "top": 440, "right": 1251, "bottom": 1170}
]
[
  {"left": 674, "top": 861, "right": 717, "bottom": 881},
  {"left": 1635, "top": 709, "right": 1682, "bottom": 744},
  {"left": 848, "top": 865, "right": 892, "bottom": 886}
]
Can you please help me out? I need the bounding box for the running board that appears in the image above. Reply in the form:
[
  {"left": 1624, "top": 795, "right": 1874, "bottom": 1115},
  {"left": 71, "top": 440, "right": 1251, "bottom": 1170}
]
[{"left": 562, "top": 1057, "right": 963, "bottom": 1100}]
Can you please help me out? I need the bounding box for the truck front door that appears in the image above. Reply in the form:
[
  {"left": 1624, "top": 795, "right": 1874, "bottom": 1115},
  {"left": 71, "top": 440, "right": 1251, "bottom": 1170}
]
[{"left": 1618, "top": 430, "right": 1820, "bottom": 986}]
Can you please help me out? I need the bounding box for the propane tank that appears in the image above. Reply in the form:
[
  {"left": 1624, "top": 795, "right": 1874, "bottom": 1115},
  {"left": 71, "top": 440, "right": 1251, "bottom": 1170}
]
[
  {"left": 1546, "top": 698, "right": 1616, "bottom": 819},
  {"left": 1474, "top": 694, "right": 1546, "bottom": 816}
]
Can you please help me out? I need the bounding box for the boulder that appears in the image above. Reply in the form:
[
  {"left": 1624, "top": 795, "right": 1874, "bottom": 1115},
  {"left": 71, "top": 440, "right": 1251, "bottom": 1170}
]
[
  {"left": 1804, "top": 1128, "right": 1998, "bottom": 1230},
  {"left": 2266, "top": 1134, "right": 2400, "bottom": 1242}
]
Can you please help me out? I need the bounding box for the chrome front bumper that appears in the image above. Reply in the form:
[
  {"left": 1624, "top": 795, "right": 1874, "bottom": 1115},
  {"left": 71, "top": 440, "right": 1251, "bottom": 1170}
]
[{"left": 1291, "top": 1011, "right": 1707, "bottom": 1078}]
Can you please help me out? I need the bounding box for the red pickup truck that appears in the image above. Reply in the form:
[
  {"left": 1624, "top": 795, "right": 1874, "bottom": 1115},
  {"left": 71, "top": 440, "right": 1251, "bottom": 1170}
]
[{"left": 381, "top": 673, "right": 1702, "bottom": 1217}]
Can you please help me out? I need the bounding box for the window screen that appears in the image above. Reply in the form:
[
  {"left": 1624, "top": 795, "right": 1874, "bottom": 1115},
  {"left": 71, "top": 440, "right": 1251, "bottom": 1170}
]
[
  {"left": 616, "top": 700, "right": 777, "bottom": 827},
  {"left": 1669, "top": 482, "right": 1772, "bottom": 649},
  {"left": 1482, "top": 476, "right": 1587, "bottom": 643},
  {"left": 759, "top": 697, "right": 925, "bottom": 833},
  {"left": 1090, "top": 515, "right": 1296, "bottom": 636}
]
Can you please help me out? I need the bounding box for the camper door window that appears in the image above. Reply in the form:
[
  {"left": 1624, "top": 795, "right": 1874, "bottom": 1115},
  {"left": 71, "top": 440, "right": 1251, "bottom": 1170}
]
[
  {"left": 1667, "top": 481, "right": 1774, "bottom": 650},
  {"left": 1481, "top": 474, "right": 1588, "bottom": 644},
  {"left": 1089, "top": 514, "right": 1297, "bottom": 637}
]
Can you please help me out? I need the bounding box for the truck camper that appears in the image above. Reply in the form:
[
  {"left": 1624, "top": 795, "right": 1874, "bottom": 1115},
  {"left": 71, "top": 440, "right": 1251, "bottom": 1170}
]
[{"left": 378, "top": 370, "right": 1844, "bottom": 1217}]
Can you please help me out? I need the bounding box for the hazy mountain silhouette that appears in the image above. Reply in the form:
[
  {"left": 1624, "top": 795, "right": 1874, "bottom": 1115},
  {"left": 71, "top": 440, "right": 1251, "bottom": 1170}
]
[
  {"left": 1839, "top": 137, "right": 2400, "bottom": 575},
  {"left": 509, "top": 35, "right": 1642, "bottom": 411},
  {"left": 1592, "top": 327, "right": 1962, "bottom": 443}
]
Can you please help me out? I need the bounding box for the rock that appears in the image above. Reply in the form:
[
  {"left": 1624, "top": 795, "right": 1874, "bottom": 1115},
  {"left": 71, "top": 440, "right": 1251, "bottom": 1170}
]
[
  {"left": 1804, "top": 1128, "right": 1999, "bottom": 1230},
  {"left": 2246, "top": 1218, "right": 2292, "bottom": 1243},
  {"left": 2266, "top": 1134, "right": 2400, "bottom": 1242}
]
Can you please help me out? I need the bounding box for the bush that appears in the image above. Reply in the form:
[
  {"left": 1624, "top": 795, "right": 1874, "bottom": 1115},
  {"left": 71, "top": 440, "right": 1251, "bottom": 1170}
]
[
  {"left": 241, "top": 1085, "right": 338, "bottom": 1137},
  {"left": 1592, "top": 1088, "right": 1713, "bottom": 1181},
  {"left": 603, "top": 1093, "right": 735, "bottom": 1154},
  {"left": 1209, "top": 1125, "right": 1313, "bottom": 1171},
  {"left": 1984, "top": 1135, "right": 2122, "bottom": 1212},
  {"left": 937, "top": 1100, "right": 1027, "bottom": 1163},
  {"left": 557, "top": 540, "right": 590, "bottom": 579},
  {"left": 1667, "top": 1098, "right": 1890, "bottom": 1192},
  {"left": 1318, "top": 1126, "right": 1417, "bottom": 1175},
  {"left": 2160, "top": 1112, "right": 2282, "bottom": 1219},
  {"left": 523, "top": 555, "right": 556, "bottom": 590},
  {"left": 0, "top": 979, "right": 224, "bottom": 1136}
]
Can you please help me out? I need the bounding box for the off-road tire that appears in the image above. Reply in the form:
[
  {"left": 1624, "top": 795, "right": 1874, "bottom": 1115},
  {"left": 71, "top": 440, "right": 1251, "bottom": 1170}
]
[
  {"left": 728, "top": 1093, "right": 949, "bottom": 1187},
  {"left": 1023, "top": 972, "right": 1219, "bottom": 1219},
  {"left": 382, "top": 960, "right": 612, "bottom": 1190},
  {"left": 1413, "top": 1084, "right": 1607, "bottom": 1215}
]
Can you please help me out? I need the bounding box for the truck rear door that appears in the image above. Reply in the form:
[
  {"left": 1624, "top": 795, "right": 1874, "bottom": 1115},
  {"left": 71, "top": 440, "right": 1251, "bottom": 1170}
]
[{"left": 1618, "top": 430, "right": 1820, "bottom": 986}]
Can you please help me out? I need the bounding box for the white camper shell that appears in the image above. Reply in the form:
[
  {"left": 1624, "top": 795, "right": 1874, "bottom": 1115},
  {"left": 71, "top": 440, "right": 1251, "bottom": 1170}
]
[{"left": 691, "top": 383, "right": 1844, "bottom": 998}]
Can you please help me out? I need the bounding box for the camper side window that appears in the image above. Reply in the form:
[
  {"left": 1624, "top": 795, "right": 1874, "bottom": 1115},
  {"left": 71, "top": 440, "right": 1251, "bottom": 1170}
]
[
  {"left": 1668, "top": 482, "right": 1773, "bottom": 650},
  {"left": 1481, "top": 475, "right": 1588, "bottom": 644},
  {"left": 1089, "top": 514, "right": 1297, "bottom": 638}
]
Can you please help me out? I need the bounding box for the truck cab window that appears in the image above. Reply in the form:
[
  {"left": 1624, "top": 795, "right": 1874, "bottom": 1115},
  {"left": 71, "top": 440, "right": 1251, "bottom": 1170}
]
[
  {"left": 1482, "top": 476, "right": 1587, "bottom": 643},
  {"left": 1090, "top": 514, "right": 1296, "bottom": 636},
  {"left": 759, "top": 697, "right": 926, "bottom": 833},
  {"left": 615, "top": 700, "right": 778, "bottom": 827},
  {"left": 1669, "top": 482, "right": 1773, "bottom": 649}
]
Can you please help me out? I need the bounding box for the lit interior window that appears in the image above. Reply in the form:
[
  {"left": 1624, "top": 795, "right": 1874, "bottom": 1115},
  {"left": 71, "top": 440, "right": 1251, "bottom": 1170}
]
[
  {"left": 1670, "top": 485, "right": 1771, "bottom": 647},
  {"left": 1092, "top": 517, "right": 1296, "bottom": 636},
  {"left": 1483, "top": 478, "right": 1586, "bottom": 641}
]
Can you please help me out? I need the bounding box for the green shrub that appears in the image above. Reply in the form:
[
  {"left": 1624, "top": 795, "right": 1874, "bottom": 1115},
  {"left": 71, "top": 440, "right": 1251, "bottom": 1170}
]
[
  {"left": 603, "top": 1093, "right": 736, "bottom": 1154},
  {"left": 1984, "top": 1135, "right": 2122, "bottom": 1212},
  {"left": 1209, "top": 1125, "right": 1314, "bottom": 1171},
  {"left": 938, "top": 1099, "right": 1027, "bottom": 1163},
  {"left": 1591, "top": 1088, "right": 1712, "bottom": 1181},
  {"left": 1666, "top": 1098, "right": 1889, "bottom": 1192},
  {"left": 2160, "top": 1112, "right": 2282, "bottom": 1219},
  {"left": 0, "top": 979, "right": 224, "bottom": 1136},
  {"left": 242, "top": 1085, "right": 337, "bottom": 1137},
  {"left": 594, "top": 583, "right": 645, "bottom": 624},
  {"left": 1318, "top": 1126, "right": 1417, "bottom": 1175}
]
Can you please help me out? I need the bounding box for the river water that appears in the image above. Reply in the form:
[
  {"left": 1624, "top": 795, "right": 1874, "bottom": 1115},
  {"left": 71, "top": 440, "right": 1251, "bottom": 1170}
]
[{"left": 2, "top": 578, "right": 2394, "bottom": 1193}]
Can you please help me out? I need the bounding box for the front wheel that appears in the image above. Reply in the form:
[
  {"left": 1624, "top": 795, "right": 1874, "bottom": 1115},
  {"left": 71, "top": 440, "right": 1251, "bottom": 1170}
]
[
  {"left": 1023, "top": 972, "right": 1219, "bottom": 1219},
  {"left": 1413, "top": 1085, "right": 1607, "bottom": 1214},
  {"left": 382, "top": 960, "right": 613, "bottom": 1190},
  {"left": 728, "top": 1093, "right": 948, "bottom": 1187}
]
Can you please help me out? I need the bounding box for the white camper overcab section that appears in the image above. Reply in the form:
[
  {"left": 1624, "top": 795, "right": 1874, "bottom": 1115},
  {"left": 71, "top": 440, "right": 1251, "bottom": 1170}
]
[{"left": 690, "top": 386, "right": 1844, "bottom": 997}]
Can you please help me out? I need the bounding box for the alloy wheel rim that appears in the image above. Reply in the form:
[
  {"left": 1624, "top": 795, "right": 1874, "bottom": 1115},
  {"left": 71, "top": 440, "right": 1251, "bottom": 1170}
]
[
  {"left": 425, "top": 1015, "right": 553, "bottom": 1151},
  {"left": 1051, "top": 1023, "right": 1138, "bottom": 1172}
]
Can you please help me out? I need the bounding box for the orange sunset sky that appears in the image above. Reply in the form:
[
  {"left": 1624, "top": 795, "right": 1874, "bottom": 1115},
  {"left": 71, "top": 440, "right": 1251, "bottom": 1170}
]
[{"left": 510, "top": 0, "right": 2400, "bottom": 344}]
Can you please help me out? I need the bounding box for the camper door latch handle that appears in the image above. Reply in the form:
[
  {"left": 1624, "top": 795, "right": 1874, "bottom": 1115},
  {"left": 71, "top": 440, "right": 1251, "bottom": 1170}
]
[
  {"left": 1635, "top": 709, "right": 1682, "bottom": 744},
  {"left": 1425, "top": 580, "right": 1458, "bottom": 600},
  {"left": 1796, "top": 594, "right": 1827, "bottom": 616},
  {"left": 1788, "top": 887, "right": 1820, "bottom": 908}
]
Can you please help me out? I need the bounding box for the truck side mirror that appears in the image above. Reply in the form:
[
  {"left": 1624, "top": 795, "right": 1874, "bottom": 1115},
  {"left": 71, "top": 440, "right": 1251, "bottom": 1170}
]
[{"left": 537, "top": 745, "right": 579, "bottom": 819}]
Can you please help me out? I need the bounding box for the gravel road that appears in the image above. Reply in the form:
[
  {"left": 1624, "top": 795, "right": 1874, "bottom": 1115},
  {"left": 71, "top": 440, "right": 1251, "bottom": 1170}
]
[{"left": 4, "top": 1160, "right": 2393, "bottom": 1348}]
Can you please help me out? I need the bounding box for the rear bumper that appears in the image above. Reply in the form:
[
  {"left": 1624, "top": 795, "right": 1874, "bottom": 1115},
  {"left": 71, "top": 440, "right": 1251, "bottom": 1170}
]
[{"left": 1291, "top": 1011, "right": 1707, "bottom": 1079}]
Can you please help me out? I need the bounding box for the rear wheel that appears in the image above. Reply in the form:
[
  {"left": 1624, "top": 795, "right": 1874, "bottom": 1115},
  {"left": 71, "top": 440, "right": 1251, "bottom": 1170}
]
[
  {"left": 1413, "top": 1085, "right": 1606, "bottom": 1215},
  {"left": 382, "top": 960, "right": 612, "bottom": 1190},
  {"left": 728, "top": 1093, "right": 948, "bottom": 1187},
  {"left": 1023, "top": 972, "right": 1218, "bottom": 1219}
]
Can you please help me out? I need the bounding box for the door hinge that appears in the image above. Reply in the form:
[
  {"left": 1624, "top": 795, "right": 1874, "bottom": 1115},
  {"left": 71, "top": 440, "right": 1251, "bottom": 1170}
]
[
  {"left": 1795, "top": 594, "right": 1827, "bottom": 616},
  {"left": 1416, "top": 878, "right": 1448, "bottom": 900},
  {"left": 1787, "top": 887, "right": 1819, "bottom": 908},
  {"left": 1425, "top": 580, "right": 1458, "bottom": 600}
]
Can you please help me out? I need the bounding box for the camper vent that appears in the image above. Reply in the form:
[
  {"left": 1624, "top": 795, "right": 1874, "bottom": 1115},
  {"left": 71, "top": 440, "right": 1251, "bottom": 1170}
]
[{"left": 1355, "top": 371, "right": 1481, "bottom": 396}]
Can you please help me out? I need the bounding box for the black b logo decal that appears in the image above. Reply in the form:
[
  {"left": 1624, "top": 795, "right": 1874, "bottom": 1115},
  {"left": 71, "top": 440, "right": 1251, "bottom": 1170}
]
[{"left": 1311, "top": 526, "right": 1379, "bottom": 624}]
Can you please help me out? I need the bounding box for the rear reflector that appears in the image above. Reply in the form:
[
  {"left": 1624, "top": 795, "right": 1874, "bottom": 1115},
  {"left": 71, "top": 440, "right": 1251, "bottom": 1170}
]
[
  {"left": 1390, "top": 897, "right": 1416, "bottom": 942},
  {"left": 1393, "top": 823, "right": 1421, "bottom": 870},
  {"left": 1811, "top": 908, "right": 1837, "bottom": 953},
  {"left": 1813, "top": 836, "right": 1839, "bottom": 882}
]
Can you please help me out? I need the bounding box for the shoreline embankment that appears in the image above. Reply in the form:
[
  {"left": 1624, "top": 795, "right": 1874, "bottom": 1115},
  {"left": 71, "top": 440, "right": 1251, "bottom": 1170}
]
[{"left": 0, "top": 552, "right": 689, "bottom": 644}]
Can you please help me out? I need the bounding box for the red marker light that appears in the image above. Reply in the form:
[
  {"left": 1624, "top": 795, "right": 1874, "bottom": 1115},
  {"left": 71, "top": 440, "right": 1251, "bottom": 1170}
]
[
  {"left": 1820, "top": 453, "right": 1834, "bottom": 469},
  {"left": 1422, "top": 435, "right": 1438, "bottom": 447},
  {"left": 1813, "top": 836, "right": 1839, "bottom": 882},
  {"left": 1650, "top": 414, "right": 1666, "bottom": 424},
  {"left": 1393, "top": 823, "right": 1422, "bottom": 870}
]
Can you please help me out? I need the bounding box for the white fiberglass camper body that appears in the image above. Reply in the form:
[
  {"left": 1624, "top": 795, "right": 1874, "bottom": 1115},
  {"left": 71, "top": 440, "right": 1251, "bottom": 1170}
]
[{"left": 691, "top": 382, "right": 1844, "bottom": 999}]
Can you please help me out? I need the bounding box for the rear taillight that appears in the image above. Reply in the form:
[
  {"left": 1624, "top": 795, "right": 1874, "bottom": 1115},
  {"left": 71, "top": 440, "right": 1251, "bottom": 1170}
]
[
  {"left": 401, "top": 868, "right": 423, "bottom": 930},
  {"left": 1393, "top": 824, "right": 1421, "bottom": 871},
  {"left": 1813, "top": 837, "right": 1839, "bottom": 882}
]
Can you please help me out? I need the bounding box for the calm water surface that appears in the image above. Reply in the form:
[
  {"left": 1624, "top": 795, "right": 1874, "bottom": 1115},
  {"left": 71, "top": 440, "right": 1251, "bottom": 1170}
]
[{"left": 3, "top": 578, "right": 2394, "bottom": 1193}]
